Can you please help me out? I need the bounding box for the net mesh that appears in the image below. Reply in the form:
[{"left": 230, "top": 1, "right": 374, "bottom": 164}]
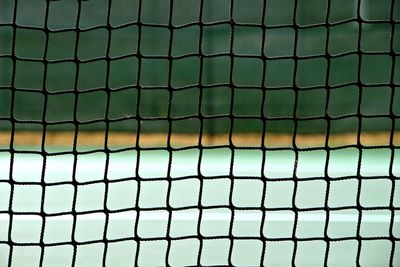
[{"left": 0, "top": 0, "right": 399, "bottom": 266}]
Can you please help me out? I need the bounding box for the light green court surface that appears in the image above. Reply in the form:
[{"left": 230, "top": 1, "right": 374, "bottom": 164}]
[{"left": 0, "top": 148, "right": 399, "bottom": 266}]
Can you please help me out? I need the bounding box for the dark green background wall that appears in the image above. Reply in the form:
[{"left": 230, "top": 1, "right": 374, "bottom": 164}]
[{"left": 0, "top": 0, "right": 399, "bottom": 133}]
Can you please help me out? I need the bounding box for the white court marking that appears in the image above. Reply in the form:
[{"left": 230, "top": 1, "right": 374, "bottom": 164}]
[{"left": 0, "top": 213, "right": 398, "bottom": 223}]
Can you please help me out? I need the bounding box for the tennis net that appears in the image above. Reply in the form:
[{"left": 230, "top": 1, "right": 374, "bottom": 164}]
[{"left": 0, "top": 0, "right": 399, "bottom": 266}]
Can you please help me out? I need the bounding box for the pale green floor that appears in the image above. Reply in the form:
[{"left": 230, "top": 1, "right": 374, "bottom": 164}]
[{"left": 0, "top": 148, "right": 399, "bottom": 266}]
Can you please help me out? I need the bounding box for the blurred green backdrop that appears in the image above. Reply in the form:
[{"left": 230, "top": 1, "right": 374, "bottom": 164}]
[{"left": 0, "top": 0, "right": 399, "bottom": 134}]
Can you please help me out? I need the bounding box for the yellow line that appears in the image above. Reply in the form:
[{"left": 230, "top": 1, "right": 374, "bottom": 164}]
[{"left": 0, "top": 131, "right": 399, "bottom": 147}]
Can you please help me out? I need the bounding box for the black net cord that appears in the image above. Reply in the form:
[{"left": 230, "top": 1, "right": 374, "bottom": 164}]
[
  {"left": 203, "top": 1, "right": 215, "bottom": 145},
  {"left": 388, "top": 0, "right": 398, "bottom": 264},
  {"left": 322, "top": 1, "right": 333, "bottom": 266},
  {"left": 6, "top": 1, "right": 20, "bottom": 267}
]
